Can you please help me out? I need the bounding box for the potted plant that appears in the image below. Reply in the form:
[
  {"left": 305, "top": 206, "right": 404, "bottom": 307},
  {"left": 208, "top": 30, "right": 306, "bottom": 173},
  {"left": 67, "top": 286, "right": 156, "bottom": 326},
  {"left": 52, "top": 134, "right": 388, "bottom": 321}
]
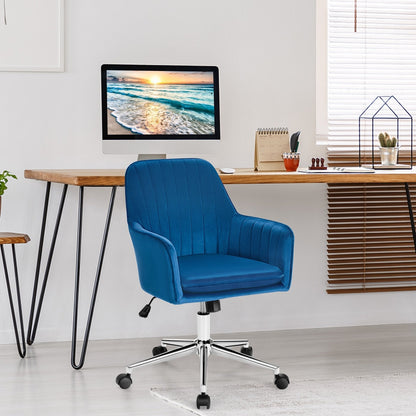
[
  {"left": 378, "top": 132, "right": 399, "bottom": 166},
  {"left": 0, "top": 170, "right": 17, "bottom": 216}
]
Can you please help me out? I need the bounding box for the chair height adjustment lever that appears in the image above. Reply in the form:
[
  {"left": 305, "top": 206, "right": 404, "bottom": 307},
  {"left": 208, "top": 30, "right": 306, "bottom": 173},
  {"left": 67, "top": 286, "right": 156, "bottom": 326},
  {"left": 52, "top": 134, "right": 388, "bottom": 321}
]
[
  {"left": 139, "top": 297, "right": 156, "bottom": 318},
  {"left": 205, "top": 300, "right": 221, "bottom": 313}
]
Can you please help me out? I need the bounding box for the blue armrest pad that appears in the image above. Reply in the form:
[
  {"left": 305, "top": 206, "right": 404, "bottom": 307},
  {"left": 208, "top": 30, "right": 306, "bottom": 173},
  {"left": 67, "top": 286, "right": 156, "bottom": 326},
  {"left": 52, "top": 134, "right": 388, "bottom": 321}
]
[
  {"left": 228, "top": 214, "right": 294, "bottom": 288},
  {"left": 128, "top": 222, "right": 183, "bottom": 304}
]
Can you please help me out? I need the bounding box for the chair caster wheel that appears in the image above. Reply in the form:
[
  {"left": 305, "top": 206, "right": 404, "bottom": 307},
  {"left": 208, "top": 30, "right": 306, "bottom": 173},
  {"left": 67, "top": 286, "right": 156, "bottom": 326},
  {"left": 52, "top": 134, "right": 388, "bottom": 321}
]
[
  {"left": 240, "top": 346, "right": 253, "bottom": 356},
  {"left": 274, "top": 373, "right": 289, "bottom": 390},
  {"left": 196, "top": 393, "right": 211, "bottom": 409},
  {"left": 152, "top": 345, "right": 168, "bottom": 356},
  {"left": 116, "top": 373, "right": 132, "bottom": 389}
]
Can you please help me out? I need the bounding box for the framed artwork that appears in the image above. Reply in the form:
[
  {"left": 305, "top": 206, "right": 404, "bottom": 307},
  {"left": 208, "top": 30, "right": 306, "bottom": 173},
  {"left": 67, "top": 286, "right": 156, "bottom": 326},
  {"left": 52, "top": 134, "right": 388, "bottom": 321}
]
[{"left": 0, "top": 0, "right": 64, "bottom": 72}]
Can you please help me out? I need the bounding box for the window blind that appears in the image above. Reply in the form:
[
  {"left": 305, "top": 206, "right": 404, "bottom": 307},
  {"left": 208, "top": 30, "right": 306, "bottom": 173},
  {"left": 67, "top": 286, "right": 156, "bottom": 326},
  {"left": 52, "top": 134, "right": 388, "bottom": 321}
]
[{"left": 327, "top": 0, "right": 416, "bottom": 293}]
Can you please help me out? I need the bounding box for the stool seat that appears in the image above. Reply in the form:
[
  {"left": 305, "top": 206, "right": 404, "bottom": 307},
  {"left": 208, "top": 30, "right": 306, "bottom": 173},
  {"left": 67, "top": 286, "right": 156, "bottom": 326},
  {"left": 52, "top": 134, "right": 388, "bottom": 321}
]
[{"left": 0, "top": 233, "right": 30, "bottom": 245}]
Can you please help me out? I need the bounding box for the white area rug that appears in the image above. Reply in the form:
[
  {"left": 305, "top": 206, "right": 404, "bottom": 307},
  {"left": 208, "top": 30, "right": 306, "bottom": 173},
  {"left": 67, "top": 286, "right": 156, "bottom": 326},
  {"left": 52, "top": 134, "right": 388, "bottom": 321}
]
[{"left": 151, "top": 373, "right": 416, "bottom": 415}]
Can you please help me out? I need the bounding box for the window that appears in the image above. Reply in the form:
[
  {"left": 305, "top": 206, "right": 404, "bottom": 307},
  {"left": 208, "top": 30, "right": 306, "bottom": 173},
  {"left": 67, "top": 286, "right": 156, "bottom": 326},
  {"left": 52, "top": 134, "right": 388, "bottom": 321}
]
[{"left": 325, "top": 0, "right": 416, "bottom": 293}]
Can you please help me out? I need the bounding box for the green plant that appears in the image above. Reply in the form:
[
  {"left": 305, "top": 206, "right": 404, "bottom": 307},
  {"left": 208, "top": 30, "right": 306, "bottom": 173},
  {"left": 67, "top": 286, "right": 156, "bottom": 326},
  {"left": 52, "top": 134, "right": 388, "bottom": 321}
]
[
  {"left": 0, "top": 170, "right": 17, "bottom": 196},
  {"left": 378, "top": 132, "right": 397, "bottom": 148}
]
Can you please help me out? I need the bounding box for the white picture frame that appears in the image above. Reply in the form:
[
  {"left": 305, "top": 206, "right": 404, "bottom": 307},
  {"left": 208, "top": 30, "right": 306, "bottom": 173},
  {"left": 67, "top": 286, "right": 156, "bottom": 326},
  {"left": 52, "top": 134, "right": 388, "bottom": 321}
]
[{"left": 0, "top": 0, "right": 64, "bottom": 72}]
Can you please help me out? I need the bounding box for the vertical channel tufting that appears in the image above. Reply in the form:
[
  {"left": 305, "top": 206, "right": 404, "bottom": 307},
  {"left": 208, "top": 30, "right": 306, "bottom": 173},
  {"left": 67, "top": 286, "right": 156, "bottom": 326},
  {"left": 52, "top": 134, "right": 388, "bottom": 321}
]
[
  {"left": 157, "top": 160, "right": 170, "bottom": 241},
  {"left": 228, "top": 214, "right": 289, "bottom": 267},
  {"left": 171, "top": 161, "right": 182, "bottom": 255},
  {"left": 191, "top": 159, "right": 205, "bottom": 255},
  {"left": 209, "top": 163, "right": 220, "bottom": 254},
  {"left": 148, "top": 162, "right": 163, "bottom": 235},
  {"left": 160, "top": 160, "right": 173, "bottom": 250},
  {"left": 198, "top": 159, "right": 213, "bottom": 254},
  {"left": 180, "top": 159, "right": 195, "bottom": 255},
  {"left": 125, "top": 159, "right": 237, "bottom": 257},
  {"left": 181, "top": 160, "right": 192, "bottom": 255},
  {"left": 197, "top": 160, "right": 208, "bottom": 254}
]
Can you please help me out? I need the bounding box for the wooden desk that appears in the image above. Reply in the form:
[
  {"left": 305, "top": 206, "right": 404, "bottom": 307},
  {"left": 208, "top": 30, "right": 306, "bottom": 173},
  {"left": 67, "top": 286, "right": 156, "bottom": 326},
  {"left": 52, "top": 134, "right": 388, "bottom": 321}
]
[
  {"left": 25, "top": 167, "right": 416, "bottom": 186},
  {"left": 24, "top": 168, "right": 416, "bottom": 368}
]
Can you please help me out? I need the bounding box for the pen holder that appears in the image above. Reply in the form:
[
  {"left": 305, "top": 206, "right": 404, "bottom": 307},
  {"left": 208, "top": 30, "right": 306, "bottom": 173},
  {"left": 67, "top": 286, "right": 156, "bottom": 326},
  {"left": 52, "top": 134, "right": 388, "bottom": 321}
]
[{"left": 282, "top": 152, "right": 300, "bottom": 172}]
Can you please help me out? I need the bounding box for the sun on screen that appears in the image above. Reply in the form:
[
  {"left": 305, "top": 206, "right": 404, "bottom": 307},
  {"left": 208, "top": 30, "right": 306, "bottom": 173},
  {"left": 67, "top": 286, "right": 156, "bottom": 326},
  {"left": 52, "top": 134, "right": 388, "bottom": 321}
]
[{"left": 150, "top": 75, "right": 161, "bottom": 84}]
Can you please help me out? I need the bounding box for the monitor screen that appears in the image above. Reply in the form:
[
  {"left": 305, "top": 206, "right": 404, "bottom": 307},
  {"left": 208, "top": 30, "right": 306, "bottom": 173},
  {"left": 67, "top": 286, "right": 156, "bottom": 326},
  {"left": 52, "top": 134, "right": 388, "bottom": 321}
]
[{"left": 101, "top": 64, "right": 220, "bottom": 142}]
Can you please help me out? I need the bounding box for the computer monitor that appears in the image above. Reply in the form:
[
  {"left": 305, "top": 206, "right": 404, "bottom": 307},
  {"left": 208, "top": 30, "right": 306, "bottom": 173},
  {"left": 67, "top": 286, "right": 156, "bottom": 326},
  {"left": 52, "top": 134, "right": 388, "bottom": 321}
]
[{"left": 101, "top": 64, "right": 220, "bottom": 158}]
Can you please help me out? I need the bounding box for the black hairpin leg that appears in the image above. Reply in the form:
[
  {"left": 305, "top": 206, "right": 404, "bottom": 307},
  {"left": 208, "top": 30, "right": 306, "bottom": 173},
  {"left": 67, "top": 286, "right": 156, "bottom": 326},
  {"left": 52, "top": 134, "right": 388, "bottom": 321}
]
[
  {"left": 71, "top": 185, "right": 117, "bottom": 370},
  {"left": 27, "top": 182, "right": 68, "bottom": 345},
  {"left": 405, "top": 183, "right": 416, "bottom": 253},
  {"left": 1, "top": 244, "right": 26, "bottom": 358}
]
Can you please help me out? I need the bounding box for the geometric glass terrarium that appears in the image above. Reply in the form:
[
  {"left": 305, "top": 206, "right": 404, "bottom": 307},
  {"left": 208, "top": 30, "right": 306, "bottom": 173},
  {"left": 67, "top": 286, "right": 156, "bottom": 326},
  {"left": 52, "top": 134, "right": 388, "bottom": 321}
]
[{"left": 359, "top": 96, "right": 413, "bottom": 169}]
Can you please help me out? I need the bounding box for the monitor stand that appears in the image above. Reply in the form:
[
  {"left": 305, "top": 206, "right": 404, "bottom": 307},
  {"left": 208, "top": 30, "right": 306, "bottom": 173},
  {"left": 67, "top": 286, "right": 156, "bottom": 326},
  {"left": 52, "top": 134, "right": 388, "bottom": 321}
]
[{"left": 137, "top": 154, "right": 167, "bottom": 161}]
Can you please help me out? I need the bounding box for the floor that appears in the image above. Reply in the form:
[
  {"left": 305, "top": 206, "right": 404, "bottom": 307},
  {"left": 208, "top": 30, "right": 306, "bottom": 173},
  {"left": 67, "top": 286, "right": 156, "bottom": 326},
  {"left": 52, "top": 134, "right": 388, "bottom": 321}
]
[{"left": 1, "top": 324, "right": 416, "bottom": 415}]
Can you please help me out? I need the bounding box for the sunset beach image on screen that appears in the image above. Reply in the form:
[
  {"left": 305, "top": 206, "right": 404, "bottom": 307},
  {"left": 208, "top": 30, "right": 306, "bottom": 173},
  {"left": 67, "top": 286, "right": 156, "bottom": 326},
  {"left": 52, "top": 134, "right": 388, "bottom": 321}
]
[{"left": 106, "top": 70, "right": 215, "bottom": 136}]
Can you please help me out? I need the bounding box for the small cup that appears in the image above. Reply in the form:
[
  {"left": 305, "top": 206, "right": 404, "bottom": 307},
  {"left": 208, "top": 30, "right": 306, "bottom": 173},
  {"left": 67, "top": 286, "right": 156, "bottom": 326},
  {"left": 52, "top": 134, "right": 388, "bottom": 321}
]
[{"left": 283, "top": 152, "right": 300, "bottom": 172}]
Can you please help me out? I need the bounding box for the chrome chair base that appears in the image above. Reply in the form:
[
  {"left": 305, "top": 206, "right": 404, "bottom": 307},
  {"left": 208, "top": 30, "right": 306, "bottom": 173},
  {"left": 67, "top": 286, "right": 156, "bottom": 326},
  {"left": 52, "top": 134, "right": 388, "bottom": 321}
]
[{"left": 116, "top": 307, "right": 289, "bottom": 409}]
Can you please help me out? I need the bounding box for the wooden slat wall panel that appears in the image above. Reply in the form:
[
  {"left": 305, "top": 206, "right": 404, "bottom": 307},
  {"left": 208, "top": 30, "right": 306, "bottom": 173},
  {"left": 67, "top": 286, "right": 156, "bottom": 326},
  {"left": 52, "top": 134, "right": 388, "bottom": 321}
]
[{"left": 327, "top": 180, "right": 416, "bottom": 293}]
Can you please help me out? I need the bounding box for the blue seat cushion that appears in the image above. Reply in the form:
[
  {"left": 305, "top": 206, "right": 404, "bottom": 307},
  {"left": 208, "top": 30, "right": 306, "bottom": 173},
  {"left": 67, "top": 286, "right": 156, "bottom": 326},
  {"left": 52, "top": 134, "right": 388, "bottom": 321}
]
[{"left": 178, "top": 254, "right": 284, "bottom": 295}]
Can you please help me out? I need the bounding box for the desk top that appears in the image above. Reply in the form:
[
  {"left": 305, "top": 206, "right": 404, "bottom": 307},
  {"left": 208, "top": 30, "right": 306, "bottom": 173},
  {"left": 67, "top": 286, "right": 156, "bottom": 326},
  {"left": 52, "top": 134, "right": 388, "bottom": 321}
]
[
  {"left": 24, "top": 169, "right": 126, "bottom": 186},
  {"left": 24, "top": 168, "right": 416, "bottom": 186},
  {"left": 219, "top": 168, "right": 416, "bottom": 184}
]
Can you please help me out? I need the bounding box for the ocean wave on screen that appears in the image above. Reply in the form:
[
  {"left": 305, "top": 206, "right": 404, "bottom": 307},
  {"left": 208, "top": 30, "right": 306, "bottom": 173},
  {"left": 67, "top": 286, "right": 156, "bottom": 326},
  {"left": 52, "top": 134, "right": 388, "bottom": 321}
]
[
  {"left": 107, "top": 82, "right": 216, "bottom": 135},
  {"left": 107, "top": 83, "right": 214, "bottom": 115}
]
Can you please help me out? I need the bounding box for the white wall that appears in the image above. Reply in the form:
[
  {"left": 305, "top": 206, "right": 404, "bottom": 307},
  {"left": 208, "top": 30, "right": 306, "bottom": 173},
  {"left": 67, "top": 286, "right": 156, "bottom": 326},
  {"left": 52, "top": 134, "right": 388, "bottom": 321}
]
[{"left": 0, "top": 0, "right": 415, "bottom": 344}]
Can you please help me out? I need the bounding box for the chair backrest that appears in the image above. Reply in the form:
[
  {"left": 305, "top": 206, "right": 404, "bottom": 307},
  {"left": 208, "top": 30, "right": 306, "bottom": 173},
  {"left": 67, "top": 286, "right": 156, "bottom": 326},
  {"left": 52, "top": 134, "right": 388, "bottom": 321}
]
[{"left": 125, "top": 158, "right": 237, "bottom": 257}]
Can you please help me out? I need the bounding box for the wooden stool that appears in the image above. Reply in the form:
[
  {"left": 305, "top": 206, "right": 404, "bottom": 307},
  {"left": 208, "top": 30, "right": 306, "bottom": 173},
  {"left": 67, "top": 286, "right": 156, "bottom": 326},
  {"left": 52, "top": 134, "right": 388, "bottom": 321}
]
[{"left": 0, "top": 232, "right": 30, "bottom": 358}]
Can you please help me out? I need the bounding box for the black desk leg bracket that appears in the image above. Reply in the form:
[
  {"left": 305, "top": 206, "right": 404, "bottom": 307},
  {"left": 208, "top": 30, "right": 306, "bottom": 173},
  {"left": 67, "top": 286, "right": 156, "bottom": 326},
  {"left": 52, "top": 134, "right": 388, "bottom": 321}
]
[
  {"left": 71, "top": 185, "right": 117, "bottom": 369},
  {"left": 27, "top": 182, "right": 68, "bottom": 345},
  {"left": 405, "top": 183, "right": 416, "bottom": 253},
  {"left": 1, "top": 244, "right": 26, "bottom": 358},
  {"left": 27, "top": 182, "right": 117, "bottom": 370}
]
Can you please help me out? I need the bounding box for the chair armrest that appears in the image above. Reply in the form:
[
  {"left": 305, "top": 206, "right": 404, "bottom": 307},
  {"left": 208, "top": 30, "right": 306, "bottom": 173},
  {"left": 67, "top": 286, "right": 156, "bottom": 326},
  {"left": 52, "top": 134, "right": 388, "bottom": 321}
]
[
  {"left": 228, "top": 214, "right": 294, "bottom": 288},
  {"left": 128, "top": 222, "right": 183, "bottom": 304}
]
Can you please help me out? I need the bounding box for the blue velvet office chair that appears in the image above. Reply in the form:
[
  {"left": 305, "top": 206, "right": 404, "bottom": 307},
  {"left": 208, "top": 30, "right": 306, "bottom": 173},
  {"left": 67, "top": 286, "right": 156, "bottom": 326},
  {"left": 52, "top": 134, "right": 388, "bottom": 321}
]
[{"left": 116, "top": 158, "right": 294, "bottom": 409}]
